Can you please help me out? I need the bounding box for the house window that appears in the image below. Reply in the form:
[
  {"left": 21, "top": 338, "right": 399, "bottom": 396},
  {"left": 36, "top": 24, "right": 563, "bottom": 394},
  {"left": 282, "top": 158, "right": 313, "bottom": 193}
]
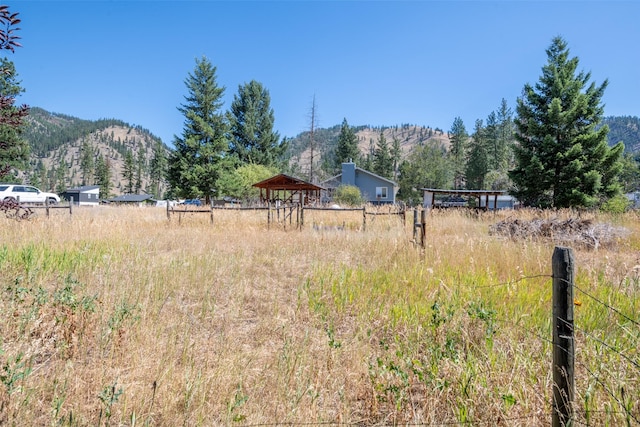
[{"left": 376, "top": 187, "right": 388, "bottom": 199}]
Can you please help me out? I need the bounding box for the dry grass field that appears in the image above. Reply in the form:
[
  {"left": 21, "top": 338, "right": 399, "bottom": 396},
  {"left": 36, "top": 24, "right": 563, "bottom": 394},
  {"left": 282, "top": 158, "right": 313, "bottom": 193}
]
[{"left": 0, "top": 206, "right": 638, "bottom": 426}]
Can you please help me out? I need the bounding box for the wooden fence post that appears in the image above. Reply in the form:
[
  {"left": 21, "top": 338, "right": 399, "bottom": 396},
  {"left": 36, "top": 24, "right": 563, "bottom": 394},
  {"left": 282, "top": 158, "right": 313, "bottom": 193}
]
[
  {"left": 420, "top": 209, "right": 427, "bottom": 248},
  {"left": 69, "top": 196, "right": 73, "bottom": 217},
  {"left": 362, "top": 207, "right": 366, "bottom": 232},
  {"left": 413, "top": 208, "right": 419, "bottom": 242},
  {"left": 552, "top": 246, "right": 575, "bottom": 427},
  {"left": 166, "top": 201, "right": 170, "bottom": 220},
  {"left": 45, "top": 197, "right": 50, "bottom": 218},
  {"left": 300, "top": 206, "right": 304, "bottom": 230}
]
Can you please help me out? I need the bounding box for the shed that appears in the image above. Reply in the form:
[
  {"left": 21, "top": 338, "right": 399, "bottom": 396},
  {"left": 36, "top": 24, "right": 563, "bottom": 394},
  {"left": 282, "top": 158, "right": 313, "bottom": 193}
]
[
  {"left": 62, "top": 185, "right": 100, "bottom": 206},
  {"left": 479, "top": 195, "right": 519, "bottom": 210},
  {"left": 422, "top": 188, "right": 508, "bottom": 210},
  {"left": 252, "top": 174, "right": 323, "bottom": 205},
  {"left": 322, "top": 162, "right": 398, "bottom": 205}
]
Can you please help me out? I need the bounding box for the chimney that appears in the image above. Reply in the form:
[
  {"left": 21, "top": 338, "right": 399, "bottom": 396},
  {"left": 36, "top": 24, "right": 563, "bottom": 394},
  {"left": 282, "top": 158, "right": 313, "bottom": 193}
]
[{"left": 342, "top": 161, "right": 356, "bottom": 186}]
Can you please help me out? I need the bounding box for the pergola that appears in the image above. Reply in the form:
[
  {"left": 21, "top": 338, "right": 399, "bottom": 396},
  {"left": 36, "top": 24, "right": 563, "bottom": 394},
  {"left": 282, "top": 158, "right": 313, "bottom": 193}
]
[
  {"left": 253, "top": 174, "right": 324, "bottom": 206},
  {"left": 421, "top": 188, "right": 507, "bottom": 210}
]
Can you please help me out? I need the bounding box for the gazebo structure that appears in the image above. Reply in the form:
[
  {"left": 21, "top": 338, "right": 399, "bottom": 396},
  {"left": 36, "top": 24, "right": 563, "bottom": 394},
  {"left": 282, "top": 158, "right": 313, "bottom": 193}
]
[
  {"left": 422, "top": 188, "right": 509, "bottom": 210},
  {"left": 253, "top": 174, "right": 324, "bottom": 206}
]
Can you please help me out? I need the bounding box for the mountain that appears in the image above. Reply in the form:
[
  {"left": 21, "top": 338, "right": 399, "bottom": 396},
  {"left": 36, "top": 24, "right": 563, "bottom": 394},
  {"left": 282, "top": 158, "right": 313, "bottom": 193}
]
[
  {"left": 602, "top": 116, "right": 640, "bottom": 153},
  {"left": 17, "top": 108, "right": 639, "bottom": 195},
  {"left": 22, "top": 107, "right": 169, "bottom": 196},
  {"left": 285, "top": 123, "right": 450, "bottom": 181}
]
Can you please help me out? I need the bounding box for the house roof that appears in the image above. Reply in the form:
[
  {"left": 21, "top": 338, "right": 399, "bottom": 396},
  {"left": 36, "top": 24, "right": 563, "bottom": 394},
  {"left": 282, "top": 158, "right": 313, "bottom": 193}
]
[
  {"left": 65, "top": 185, "right": 100, "bottom": 192},
  {"left": 109, "top": 194, "right": 154, "bottom": 203},
  {"left": 322, "top": 166, "right": 398, "bottom": 187},
  {"left": 253, "top": 174, "right": 324, "bottom": 191}
]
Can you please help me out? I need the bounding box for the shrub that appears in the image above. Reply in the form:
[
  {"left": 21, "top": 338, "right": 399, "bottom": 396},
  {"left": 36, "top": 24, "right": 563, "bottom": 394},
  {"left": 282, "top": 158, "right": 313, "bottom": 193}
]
[
  {"left": 600, "top": 194, "right": 631, "bottom": 214},
  {"left": 333, "top": 185, "right": 363, "bottom": 206}
]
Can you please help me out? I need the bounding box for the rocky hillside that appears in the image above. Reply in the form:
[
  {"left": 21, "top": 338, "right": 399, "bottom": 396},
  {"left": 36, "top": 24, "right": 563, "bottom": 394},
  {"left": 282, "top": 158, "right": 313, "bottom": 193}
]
[
  {"left": 23, "top": 108, "right": 169, "bottom": 195},
  {"left": 286, "top": 124, "right": 450, "bottom": 180}
]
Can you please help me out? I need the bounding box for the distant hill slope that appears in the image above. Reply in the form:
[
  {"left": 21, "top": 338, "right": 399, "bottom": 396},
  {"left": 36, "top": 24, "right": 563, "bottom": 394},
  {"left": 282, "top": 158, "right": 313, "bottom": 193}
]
[
  {"left": 286, "top": 124, "right": 450, "bottom": 180},
  {"left": 602, "top": 116, "right": 640, "bottom": 152},
  {"left": 23, "top": 107, "right": 169, "bottom": 195}
]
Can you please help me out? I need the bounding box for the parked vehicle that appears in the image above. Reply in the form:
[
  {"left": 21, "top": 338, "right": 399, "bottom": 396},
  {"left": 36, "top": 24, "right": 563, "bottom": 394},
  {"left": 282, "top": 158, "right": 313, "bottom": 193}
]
[
  {"left": 0, "top": 184, "right": 61, "bottom": 204},
  {"left": 180, "top": 199, "right": 202, "bottom": 207}
]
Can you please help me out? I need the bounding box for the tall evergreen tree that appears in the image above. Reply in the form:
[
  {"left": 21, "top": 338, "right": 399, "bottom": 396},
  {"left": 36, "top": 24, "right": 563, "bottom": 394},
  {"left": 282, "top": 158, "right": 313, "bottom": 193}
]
[
  {"left": 79, "top": 139, "right": 94, "bottom": 185},
  {"left": 510, "top": 37, "right": 624, "bottom": 208},
  {"left": 465, "top": 119, "right": 488, "bottom": 190},
  {"left": 227, "top": 80, "right": 284, "bottom": 167},
  {"left": 54, "top": 159, "right": 68, "bottom": 194},
  {"left": 94, "top": 154, "right": 112, "bottom": 199},
  {"left": 123, "top": 150, "right": 135, "bottom": 194},
  {"left": 334, "top": 118, "right": 360, "bottom": 170},
  {"left": 373, "top": 131, "right": 393, "bottom": 179},
  {"left": 398, "top": 142, "right": 452, "bottom": 203},
  {"left": 495, "top": 98, "right": 515, "bottom": 170},
  {"left": 149, "top": 140, "right": 167, "bottom": 198},
  {"left": 449, "top": 117, "right": 469, "bottom": 189},
  {"left": 168, "top": 56, "right": 229, "bottom": 202}
]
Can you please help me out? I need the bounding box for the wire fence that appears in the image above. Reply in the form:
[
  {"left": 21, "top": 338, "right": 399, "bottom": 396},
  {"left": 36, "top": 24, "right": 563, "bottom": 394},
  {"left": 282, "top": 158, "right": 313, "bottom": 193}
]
[{"left": 465, "top": 264, "right": 640, "bottom": 426}]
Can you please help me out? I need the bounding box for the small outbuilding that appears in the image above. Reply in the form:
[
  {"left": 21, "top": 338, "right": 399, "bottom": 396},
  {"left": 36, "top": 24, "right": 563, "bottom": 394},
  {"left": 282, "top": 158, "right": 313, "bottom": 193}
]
[
  {"left": 108, "top": 194, "right": 155, "bottom": 206},
  {"left": 422, "top": 188, "right": 509, "bottom": 210},
  {"left": 62, "top": 185, "right": 100, "bottom": 206},
  {"left": 322, "top": 162, "right": 398, "bottom": 205},
  {"left": 253, "top": 174, "right": 324, "bottom": 205}
]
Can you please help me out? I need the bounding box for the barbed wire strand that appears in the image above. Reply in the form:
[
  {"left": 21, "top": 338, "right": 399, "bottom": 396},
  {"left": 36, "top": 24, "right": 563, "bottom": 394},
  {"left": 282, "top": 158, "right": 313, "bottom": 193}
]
[
  {"left": 559, "top": 318, "right": 640, "bottom": 371},
  {"left": 576, "top": 357, "right": 640, "bottom": 425},
  {"left": 571, "top": 282, "right": 640, "bottom": 328},
  {"left": 474, "top": 274, "right": 551, "bottom": 289},
  {"left": 522, "top": 324, "right": 640, "bottom": 425}
]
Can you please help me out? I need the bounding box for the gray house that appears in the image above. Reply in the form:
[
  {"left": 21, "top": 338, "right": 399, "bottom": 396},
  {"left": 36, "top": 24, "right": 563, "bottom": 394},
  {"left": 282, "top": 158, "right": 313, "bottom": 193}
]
[
  {"left": 322, "top": 162, "right": 398, "bottom": 205},
  {"left": 62, "top": 185, "right": 100, "bottom": 206}
]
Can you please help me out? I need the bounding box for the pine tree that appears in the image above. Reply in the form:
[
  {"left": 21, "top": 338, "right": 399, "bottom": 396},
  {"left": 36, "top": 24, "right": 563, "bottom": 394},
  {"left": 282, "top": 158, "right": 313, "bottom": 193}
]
[
  {"left": 149, "top": 140, "right": 167, "bottom": 198},
  {"left": 123, "top": 150, "right": 135, "bottom": 194},
  {"left": 465, "top": 119, "right": 488, "bottom": 189},
  {"left": 168, "top": 56, "right": 229, "bottom": 203},
  {"left": 449, "top": 117, "right": 469, "bottom": 189},
  {"left": 334, "top": 118, "right": 360, "bottom": 170},
  {"left": 398, "top": 142, "right": 452, "bottom": 203},
  {"left": 373, "top": 131, "right": 393, "bottom": 179},
  {"left": 510, "top": 37, "right": 624, "bottom": 208},
  {"left": 495, "top": 98, "right": 514, "bottom": 170},
  {"left": 227, "top": 80, "right": 283, "bottom": 168},
  {"left": 94, "top": 154, "right": 112, "bottom": 199},
  {"left": 79, "top": 139, "right": 94, "bottom": 185},
  {"left": 54, "top": 159, "right": 68, "bottom": 194}
]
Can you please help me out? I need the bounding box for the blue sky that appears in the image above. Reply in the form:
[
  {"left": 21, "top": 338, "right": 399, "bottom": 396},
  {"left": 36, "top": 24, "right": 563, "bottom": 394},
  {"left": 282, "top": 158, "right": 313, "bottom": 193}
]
[{"left": 8, "top": 1, "right": 640, "bottom": 146}]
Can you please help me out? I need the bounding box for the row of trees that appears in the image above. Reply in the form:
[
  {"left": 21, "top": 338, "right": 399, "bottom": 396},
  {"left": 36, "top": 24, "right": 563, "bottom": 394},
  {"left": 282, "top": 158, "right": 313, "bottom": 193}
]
[{"left": 167, "top": 57, "right": 286, "bottom": 202}]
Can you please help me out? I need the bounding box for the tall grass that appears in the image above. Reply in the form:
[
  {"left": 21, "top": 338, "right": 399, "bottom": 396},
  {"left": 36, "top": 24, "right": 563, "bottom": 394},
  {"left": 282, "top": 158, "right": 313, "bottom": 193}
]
[{"left": 0, "top": 206, "right": 638, "bottom": 425}]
